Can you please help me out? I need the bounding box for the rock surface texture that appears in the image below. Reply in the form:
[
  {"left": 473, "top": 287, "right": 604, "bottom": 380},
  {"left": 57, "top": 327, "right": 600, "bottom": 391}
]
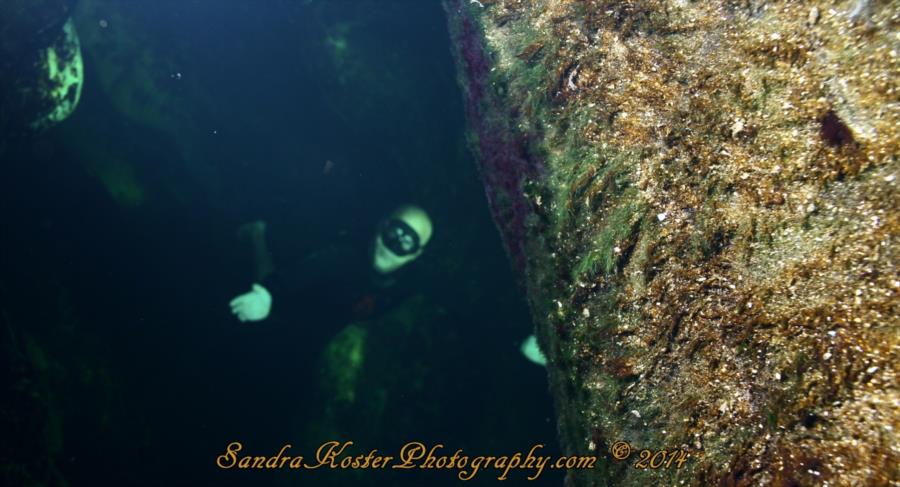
[{"left": 445, "top": 0, "right": 898, "bottom": 485}]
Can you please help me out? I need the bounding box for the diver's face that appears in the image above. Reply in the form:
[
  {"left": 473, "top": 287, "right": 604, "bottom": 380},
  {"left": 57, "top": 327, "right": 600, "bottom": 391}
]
[
  {"left": 380, "top": 218, "right": 421, "bottom": 256},
  {"left": 372, "top": 219, "right": 423, "bottom": 274}
]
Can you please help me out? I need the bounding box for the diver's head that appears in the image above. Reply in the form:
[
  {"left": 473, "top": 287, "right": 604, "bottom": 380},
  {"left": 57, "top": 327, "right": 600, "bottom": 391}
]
[{"left": 373, "top": 205, "right": 433, "bottom": 274}]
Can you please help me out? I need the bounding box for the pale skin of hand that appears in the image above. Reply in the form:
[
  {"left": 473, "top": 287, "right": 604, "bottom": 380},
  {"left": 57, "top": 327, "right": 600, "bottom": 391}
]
[{"left": 229, "top": 283, "right": 272, "bottom": 322}]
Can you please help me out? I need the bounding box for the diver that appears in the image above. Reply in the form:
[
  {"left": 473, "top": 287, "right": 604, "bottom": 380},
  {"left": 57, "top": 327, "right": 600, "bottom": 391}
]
[{"left": 228, "top": 205, "right": 433, "bottom": 323}]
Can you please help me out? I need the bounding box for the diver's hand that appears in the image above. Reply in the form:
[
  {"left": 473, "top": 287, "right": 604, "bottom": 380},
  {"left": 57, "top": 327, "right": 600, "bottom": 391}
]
[{"left": 229, "top": 283, "right": 272, "bottom": 322}]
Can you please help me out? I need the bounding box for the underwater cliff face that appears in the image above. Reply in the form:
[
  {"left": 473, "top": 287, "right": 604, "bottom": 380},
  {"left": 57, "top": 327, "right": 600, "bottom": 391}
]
[{"left": 445, "top": 0, "right": 898, "bottom": 485}]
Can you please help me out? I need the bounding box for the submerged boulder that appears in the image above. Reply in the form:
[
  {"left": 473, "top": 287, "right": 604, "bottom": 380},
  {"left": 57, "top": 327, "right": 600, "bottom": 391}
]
[
  {"left": 0, "top": 1, "right": 83, "bottom": 134},
  {"left": 30, "top": 18, "right": 84, "bottom": 130},
  {"left": 304, "top": 295, "right": 456, "bottom": 444},
  {"left": 445, "top": 0, "right": 898, "bottom": 485}
]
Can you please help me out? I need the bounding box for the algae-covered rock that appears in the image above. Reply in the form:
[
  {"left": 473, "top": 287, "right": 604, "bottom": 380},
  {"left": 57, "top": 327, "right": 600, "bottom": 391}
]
[
  {"left": 305, "top": 295, "right": 453, "bottom": 439},
  {"left": 0, "top": 1, "right": 83, "bottom": 134},
  {"left": 301, "top": 295, "right": 460, "bottom": 484},
  {"left": 321, "top": 323, "right": 368, "bottom": 406},
  {"left": 445, "top": 0, "right": 898, "bottom": 485},
  {"left": 29, "top": 18, "right": 84, "bottom": 131}
]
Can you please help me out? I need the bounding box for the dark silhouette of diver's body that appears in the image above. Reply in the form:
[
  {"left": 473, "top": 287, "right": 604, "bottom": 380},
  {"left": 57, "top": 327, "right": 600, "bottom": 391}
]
[{"left": 228, "top": 205, "right": 433, "bottom": 326}]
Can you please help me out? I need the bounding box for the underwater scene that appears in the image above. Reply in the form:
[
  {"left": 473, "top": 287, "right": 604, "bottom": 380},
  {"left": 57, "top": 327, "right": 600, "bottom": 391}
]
[{"left": 1, "top": 0, "right": 897, "bottom": 486}]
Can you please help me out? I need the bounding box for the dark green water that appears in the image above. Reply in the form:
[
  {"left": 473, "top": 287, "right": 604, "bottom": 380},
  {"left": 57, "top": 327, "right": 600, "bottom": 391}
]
[{"left": 1, "top": 1, "right": 560, "bottom": 485}]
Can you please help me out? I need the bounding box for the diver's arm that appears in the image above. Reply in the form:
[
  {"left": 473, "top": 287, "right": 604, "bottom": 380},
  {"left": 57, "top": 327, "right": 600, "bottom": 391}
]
[
  {"left": 229, "top": 220, "right": 275, "bottom": 322},
  {"left": 239, "top": 220, "right": 274, "bottom": 282}
]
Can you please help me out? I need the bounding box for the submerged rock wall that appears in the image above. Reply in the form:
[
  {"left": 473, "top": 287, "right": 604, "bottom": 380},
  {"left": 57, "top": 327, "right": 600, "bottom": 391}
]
[{"left": 445, "top": 0, "right": 898, "bottom": 485}]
